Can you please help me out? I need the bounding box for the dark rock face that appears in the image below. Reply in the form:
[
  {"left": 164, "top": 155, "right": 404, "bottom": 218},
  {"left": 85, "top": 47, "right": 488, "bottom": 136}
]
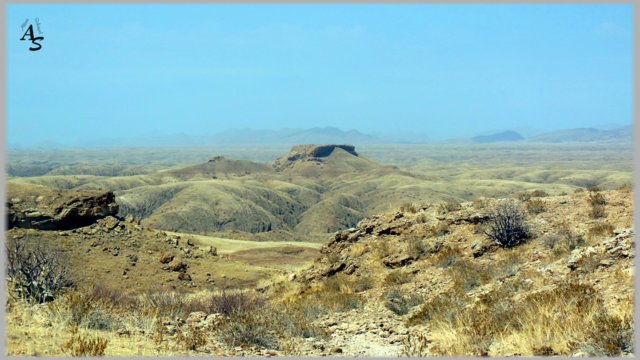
[
  {"left": 8, "top": 191, "right": 119, "bottom": 230},
  {"left": 273, "top": 144, "right": 358, "bottom": 171}
]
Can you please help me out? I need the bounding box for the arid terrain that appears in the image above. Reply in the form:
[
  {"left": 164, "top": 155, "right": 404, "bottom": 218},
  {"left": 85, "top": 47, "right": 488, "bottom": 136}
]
[{"left": 5, "top": 142, "right": 634, "bottom": 356}]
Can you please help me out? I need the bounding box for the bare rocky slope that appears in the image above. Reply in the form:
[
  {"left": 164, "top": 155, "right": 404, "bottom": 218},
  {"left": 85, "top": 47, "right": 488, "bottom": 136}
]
[
  {"left": 262, "top": 188, "right": 634, "bottom": 356},
  {"left": 5, "top": 186, "right": 634, "bottom": 356}
]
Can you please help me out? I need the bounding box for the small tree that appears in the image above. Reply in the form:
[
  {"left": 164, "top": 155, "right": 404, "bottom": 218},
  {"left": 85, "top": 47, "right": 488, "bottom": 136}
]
[
  {"left": 485, "top": 200, "right": 528, "bottom": 248},
  {"left": 6, "top": 237, "right": 72, "bottom": 303}
]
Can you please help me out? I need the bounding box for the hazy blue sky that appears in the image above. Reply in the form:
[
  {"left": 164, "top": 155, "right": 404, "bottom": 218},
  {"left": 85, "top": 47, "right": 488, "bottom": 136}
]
[{"left": 7, "top": 4, "right": 633, "bottom": 146}]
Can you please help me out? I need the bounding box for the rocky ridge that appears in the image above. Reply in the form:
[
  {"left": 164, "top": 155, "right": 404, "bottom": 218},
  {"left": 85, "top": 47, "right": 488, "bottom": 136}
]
[{"left": 8, "top": 183, "right": 118, "bottom": 230}]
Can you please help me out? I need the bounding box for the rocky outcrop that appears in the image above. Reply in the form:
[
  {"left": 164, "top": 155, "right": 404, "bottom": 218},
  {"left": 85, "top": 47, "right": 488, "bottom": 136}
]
[
  {"left": 8, "top": 185, "right": 119, "bottom": 230},
  {"left": 273, "top": 144, "right": 358, "bottom": 171}
]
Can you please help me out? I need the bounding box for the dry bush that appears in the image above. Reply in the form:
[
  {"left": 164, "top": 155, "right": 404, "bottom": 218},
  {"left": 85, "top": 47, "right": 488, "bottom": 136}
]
[
  {"left": 473, "top": 197, "right": 488, "bottom": 209},
  {"left": 576, "top": 254, "right": 602, "bottom": 275},
  {"left": 373, "top": 239, "right": 391, "bottom": 258},
  {"left": 352, "top": 275, "right": 375, "bottom": 293},
  {"left": 429, "top": 222, "right": 450, "bottom": 237},
  {"left": 581, "top": 312, "right": 634, "bottom": 356},
  {"left": 541, "top": 233, "right": 562, "bottom": 250},
  {"left": 175, "top": 324, "right": 208, "bottom": 351},
  {"left": 484, "top": 200, "right": 528, "bottom": 248},
  {"left": 406, "top": 236, "right": 427, "bottom": 259},
  {"left": 84, "top": 309, "right": 121, "bottom": 331},
  {"left": 89, "top": 284, "right": 132, "bottom": 307},
  {"left": 384, "top": 288, "right": 423, "bottom": 316},
  {"left": 450, "top": 259, "right": 495, "bottom": 293},
  {"left": 407, "top": 288, "right": 467, "bottom": 326},
  {"left": 6, "top": 237, "right": 72, "bottom": 303},
  {"left": 617, "top": 183, "right": 632, "bottom": 193},
  {"left": 530, "top": 190, "right": 548, "bottom": 197},
  {"left": 588, "top": 222, "right": 614, "bottom": 238},
  {"left": 137, "top": 291, "right": 187, "bottom": 318},
  {"left": 526, "top": 199, "right": 545, "bottom": 214},
  {"left": 432, "top": 246, "right": 461, "bottom": 268},
  {"left": 269, "top": 302, "right": 327, "bottom": 340},
  {"left": 588, "top": 191, "right": 606, "bottom": 206},
  {"left": 400, "top": 202, "right": 418, "bottom": 213},
  {"left": 60, "top": 326, "right": 108, "bottom": 356},
  {"left": 401, "top": 331, "right": 430, "bottom": 356},
  {"left": 348, "top": 242, "right": 369, "bottom": 257},
  {"left": 192, "top": 289, "right": 264, "bottom": 317},
  {"left": 589, "top": 204, "right": 606, "bottom": 219},
  {"left": 152, "top": 318, "right": 166, "bottom": 345},
  {"left": 437, "top": 200, "right": 461, "bottom": 215},
  {"left": 294, "top": 274, "right": 362, "bottom": 314},
  {"left": 426, "top": 282, "right": 621, "bottom": 356},
  {"left": 219, "top": 312, "right": 278, "bottom": 349},
  {"left": 65, "top": 292, "right": 93, "bottom": 326},
  {"left": 385, "top": 270, "right": 410, "bottom": 286},
  {"left": 543, "top": 226, "right": 586, "bottom": 255},
  {"left": 552, "top": 230, "right": 586, "bottom": 256},
  {"left": 415, "top": 213, "right": 429, "bottom": 224},
  {"left": 281, "top": 338, "right": 305, "bottom": 356}
]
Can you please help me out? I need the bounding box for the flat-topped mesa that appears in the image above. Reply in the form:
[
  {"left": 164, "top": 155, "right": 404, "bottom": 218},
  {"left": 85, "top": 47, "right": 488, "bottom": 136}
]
[
  {"left": 300, "top": 144, "right": 358, "bottom": 158},
  {"left": 208, "top": 156, "right": 225, "bottom": 162},
  {"left": 273, "top": 144, "right": 359, "bottom": 171}
]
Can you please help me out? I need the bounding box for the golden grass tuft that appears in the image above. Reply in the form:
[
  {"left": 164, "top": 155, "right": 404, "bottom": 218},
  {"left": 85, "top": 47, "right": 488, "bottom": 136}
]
[{"left": 425, "top": 282, "right": 634, "bottom": 356}]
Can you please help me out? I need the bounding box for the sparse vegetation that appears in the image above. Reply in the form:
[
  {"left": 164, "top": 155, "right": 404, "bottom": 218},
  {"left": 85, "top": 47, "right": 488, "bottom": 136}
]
[
  {"left": 383, "top": 288, "right": 423, "bottom": 316},
  {"left": 5, "top": 143, "right": 634, "bottom": 356},
  {"left": 437, "top": 200, "right": 461, "bottom": 214},
  {"left": 401, "top": 331, "right": 430, "bottom": 356},
  {"left": 6, "top": 237, "right": 72, "bottom": 303},
  {"left": 400, "top": 202, "right": 419, "bottom": 213},
  {"left": 425, "top": 282, "right": 633, "bottom": 356},
  {"left": 526, "top": 198, "right": 545, "bottom": 214},
  {"left": 589, "top": 222, "right": 614, "bottom": 238},
  {"left": 406, "top": 236, "right": 427, "bottom": 259},
  {"left": 617, "top": 183, "right": 632, "bottom": 193},
  {"left": 484, "top": 200, "right": 528, "bottom": 248},
  {"left": 175, "top": 324, "right": 208, "bottom": 351},
  {"left": 384, "top": 270, "right": 411, "bottom": 286},
  {"left": 429, "top": 222, "right": 450, "bottom": 237},
  {"left": 590, "top": 204, "right": 606, "bottom": 219},
  {"left": 543, "top": 227, "right": 586, "bottom": 256},
  {"left": 432, "top": 246, "right": 461, "bottom": 268},
  {"left": 60, "top": 325, "right": 108, "bottom": 356},
  {"left": 472, "top": 197, "right": 488, "bottom": 209}
]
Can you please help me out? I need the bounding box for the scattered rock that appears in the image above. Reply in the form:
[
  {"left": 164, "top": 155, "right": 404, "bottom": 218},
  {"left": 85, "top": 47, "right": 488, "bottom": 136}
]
[
  {"left": 186, "top": 311, "right": 208, "bottom": 325},
  {"left": 159, "top": 254, "right": 175, "bottom": 264},
  {"left": 178, "top": 272, "right": 192, "bottom": 281}
]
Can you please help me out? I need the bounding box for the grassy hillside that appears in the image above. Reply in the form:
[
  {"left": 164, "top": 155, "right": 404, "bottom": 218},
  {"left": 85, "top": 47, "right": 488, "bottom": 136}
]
[{"left": 8, "top": 142, "right": 632, "bottom": 242}]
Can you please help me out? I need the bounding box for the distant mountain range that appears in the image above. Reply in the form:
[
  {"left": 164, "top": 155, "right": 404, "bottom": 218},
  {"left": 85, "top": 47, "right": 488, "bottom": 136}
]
[
  {"left": 443, "top": 124, "right": 632, "bottom": 144},
  {"left": 208, "top": 127, "right": 388, "bottom": 145},
  {"left": 527, "top": 125, "right": 633, "bottom": 143},
  {"left": 472, "top": 131, "right": 525, "bottom": 144},
  {"left": 9, "top": 124, "right": 633, "bottom": 149}
]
